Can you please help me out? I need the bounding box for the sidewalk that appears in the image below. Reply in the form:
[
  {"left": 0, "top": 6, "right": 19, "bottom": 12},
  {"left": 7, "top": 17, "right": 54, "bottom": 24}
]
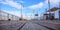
[
  {"left": 31, "top": 20, "right": 60, "bottom": 30},
  {"left": 0, "top": 20, "right": 26, "bottom": 30}
]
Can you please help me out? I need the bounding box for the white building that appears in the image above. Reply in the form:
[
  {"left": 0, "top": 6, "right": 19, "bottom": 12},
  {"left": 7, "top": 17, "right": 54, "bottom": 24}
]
[
  {"left": 53, "top": 10, "right": 60, "bottom": 20},
  {"left": 48, "top": 7, "right": 60, "bottom": 20},
  {"left": 0, "top": 10, "right": 20, "bottom": 20}
]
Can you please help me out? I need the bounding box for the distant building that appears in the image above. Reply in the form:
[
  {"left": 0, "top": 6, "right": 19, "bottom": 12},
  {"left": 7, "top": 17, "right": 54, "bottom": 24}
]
[{"left": 43, "top": 14, "right": 49, "bottom": 20}]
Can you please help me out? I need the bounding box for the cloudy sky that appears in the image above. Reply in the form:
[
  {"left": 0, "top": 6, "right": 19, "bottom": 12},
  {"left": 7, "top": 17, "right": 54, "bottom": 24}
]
[{"left": 0, "top": 0, "right": 60, "bottom": 19}]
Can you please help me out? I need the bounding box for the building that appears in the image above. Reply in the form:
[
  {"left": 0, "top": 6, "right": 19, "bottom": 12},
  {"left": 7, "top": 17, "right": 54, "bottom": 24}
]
[
  {"left": 0, "top": 10, "right": 20, "bottom": 20},
  {"left": 43, "top": 14, "right": 49, "bottom": 20},
  {"left": 48, "top": 7, "right": 60, "bottom": 20}
]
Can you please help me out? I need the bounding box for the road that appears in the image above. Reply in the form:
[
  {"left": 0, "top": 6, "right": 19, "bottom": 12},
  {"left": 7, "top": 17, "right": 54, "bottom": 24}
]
[
  {"left": 0, "top": 20, "right": 60, "bottom": 30},
  {"left": 20, "top": 21, "right": 50, "bottom": 30}
]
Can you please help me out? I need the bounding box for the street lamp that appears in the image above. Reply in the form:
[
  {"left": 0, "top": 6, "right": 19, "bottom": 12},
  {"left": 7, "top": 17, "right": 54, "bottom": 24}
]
[
  {"left": 32, "top": 9, "right": 35, "bottom": 19},
  {"left": 59, "top": 1, "right": 60, "bottom": 20},
  {"left": 48, "top": 0, "right": 51, "bottom": 20},
  {"left": 59, "top": 1, "right": 60, "bottom": 8},
  {"left": 37, "top": 9, "right": 40, "bottom": 20},
  {"left": 20, "top": 0, "right": 24, "bottom": 20},
  {"left": 21, "top": 3, "right": 23, "bottom": 20},
  {"left": 0, "top": 9, "right": 1, "bottom": 20}
]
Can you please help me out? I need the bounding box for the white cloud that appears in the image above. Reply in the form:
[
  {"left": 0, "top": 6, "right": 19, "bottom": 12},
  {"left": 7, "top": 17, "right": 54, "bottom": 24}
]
[
  {"left": 0, "top": 0, "right": 24, "bottom": 9},
  {"left": 0, "top": 0, "right": 7, "bottom": 4},
  {"left": 44, "top": 0, "right": 60, "bottom": 8},
  {"left": 28, "top": 2, "right": 44, "bottom": 9},
  {"left": 28, "top": 0, "right": 60, "bottom": 10},
  {"left": 19, "top": 0, "right": 24, "bottom": 3},
  {"left": 45, "top": 0, "right": 60, "bottom": 4},
  {"left": 50, "top": 0, "right": 60, "bottom": 4}
]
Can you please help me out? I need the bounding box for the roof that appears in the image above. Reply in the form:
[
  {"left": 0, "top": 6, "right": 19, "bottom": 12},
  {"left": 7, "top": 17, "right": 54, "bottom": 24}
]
[{"left": 48, "top": 7, "right": 60, "bottom": 12}]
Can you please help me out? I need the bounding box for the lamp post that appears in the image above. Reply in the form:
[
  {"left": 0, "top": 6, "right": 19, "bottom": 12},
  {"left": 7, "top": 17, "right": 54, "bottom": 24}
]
[
  {"left": 48, "top": 0, "right": 51, "bottom": 20},
  {"left": 38, "top": 9, "right": 40, "bottom": 20},
  {"left": 59, "top": 1, "right": 60, "bottom": 20},
  {"left": 0, "top": 9, "right": 1, "bottom": 20},
  {"left": 20, "top": 1, "right": 24, "bottom": 20},
  {"left": 59, "top": 1, "right": 60, "bottom": 8},
  {"left": 32, "top": 9, "right": 35, "bottom": 19},
  {"left": 21, "top": 3, "right": 23, "bottom": 20}
]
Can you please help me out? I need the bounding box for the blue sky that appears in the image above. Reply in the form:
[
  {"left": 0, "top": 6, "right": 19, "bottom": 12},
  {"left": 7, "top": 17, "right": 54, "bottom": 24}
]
[{"left": 0, "top": 0, "right": 60, "bottom": 19}]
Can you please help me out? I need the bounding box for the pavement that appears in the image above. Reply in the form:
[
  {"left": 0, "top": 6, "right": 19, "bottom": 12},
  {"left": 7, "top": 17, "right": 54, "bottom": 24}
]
[
  {"left": 20, "top": 22, "right": 49, "bottom": 30},
  {"left": 31, "top": 20, "right": 60, "bottom": 30},
  {"left": 0, "top": 20, "right": 26, "bottom": 30},
  {"left": 0, "top": 20, "right": 60, "bottom": 30}
]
